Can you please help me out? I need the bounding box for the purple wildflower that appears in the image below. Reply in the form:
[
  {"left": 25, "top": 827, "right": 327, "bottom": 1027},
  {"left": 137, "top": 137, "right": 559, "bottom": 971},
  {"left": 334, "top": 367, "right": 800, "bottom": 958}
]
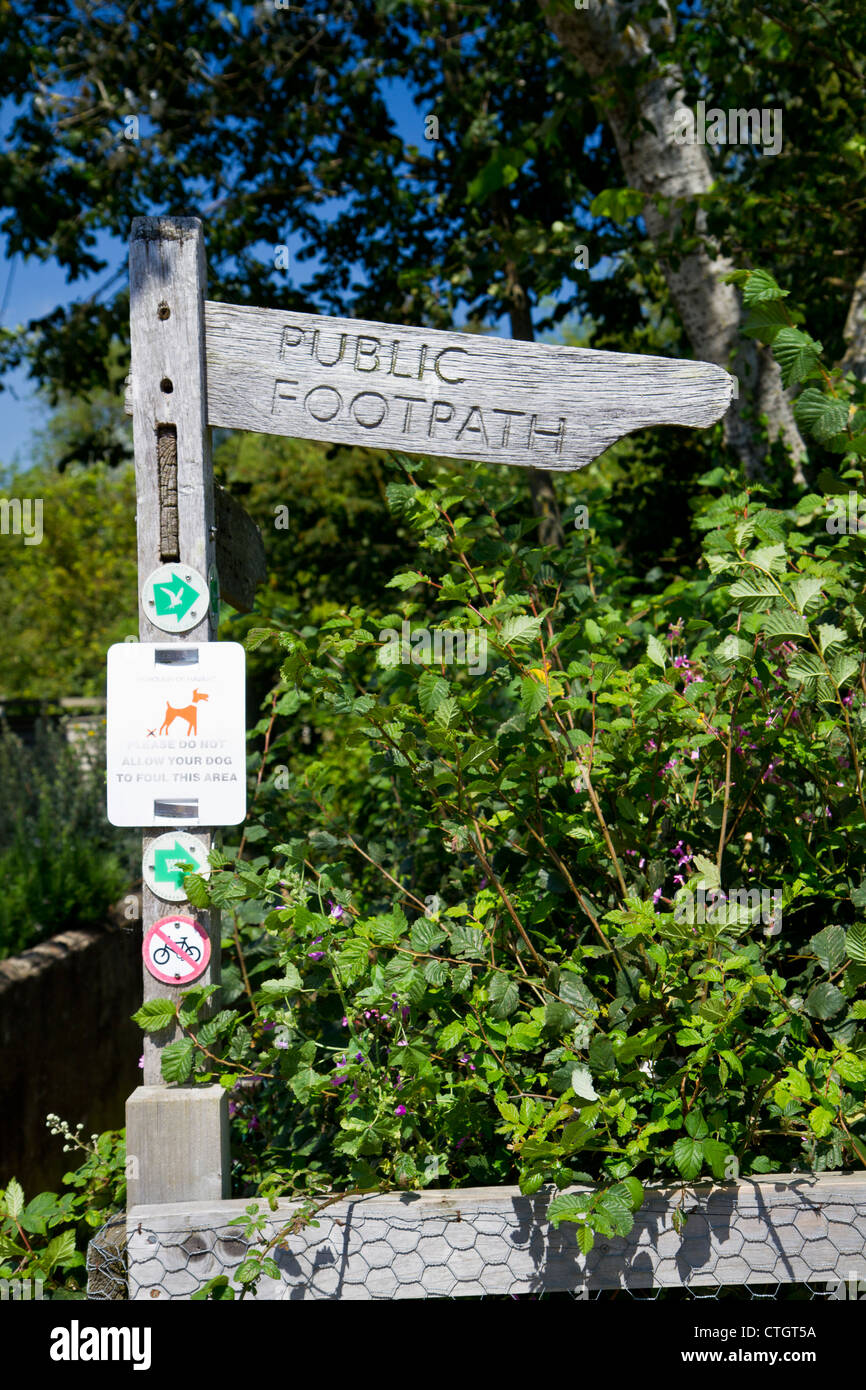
[{"left": 672, "top": 841, "right": 691, "bottom": 869}]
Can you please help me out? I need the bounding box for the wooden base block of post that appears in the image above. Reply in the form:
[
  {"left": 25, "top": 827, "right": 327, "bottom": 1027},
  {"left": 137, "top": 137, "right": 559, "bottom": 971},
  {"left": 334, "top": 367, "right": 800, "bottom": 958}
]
[{"left": 126, "top": 1085, "right": 230, "bottom": 1207}]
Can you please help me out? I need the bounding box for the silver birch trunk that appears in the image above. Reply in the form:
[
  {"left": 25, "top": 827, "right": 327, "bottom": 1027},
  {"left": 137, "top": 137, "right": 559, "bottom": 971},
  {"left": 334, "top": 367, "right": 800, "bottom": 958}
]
[{"left": 539, "top": 0, "right": 807, "bottom": 483}]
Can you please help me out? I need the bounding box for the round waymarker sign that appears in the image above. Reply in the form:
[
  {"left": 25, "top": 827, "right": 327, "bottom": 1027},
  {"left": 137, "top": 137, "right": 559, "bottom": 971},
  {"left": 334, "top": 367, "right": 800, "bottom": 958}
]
[
  {"left": 143, "top": 832, "right": 211, "bottom": 904},
  {"left": 143, "top": 915, "right": 211, "bottom": 985},
  {"left": 141, "top": 564, "right": 209, "bottom": 634}
]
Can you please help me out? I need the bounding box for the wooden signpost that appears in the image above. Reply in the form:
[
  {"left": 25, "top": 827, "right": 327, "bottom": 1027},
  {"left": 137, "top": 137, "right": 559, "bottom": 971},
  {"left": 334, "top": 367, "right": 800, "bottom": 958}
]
[
  {"left": 204, "top": 303, "right": 732, "bottom": 470},
  {"left": 124, "top": 217, "right": 230, "bottom": 1208},
  {"left": 121, "top": 215, "right": 734, "bottom": 1211}
]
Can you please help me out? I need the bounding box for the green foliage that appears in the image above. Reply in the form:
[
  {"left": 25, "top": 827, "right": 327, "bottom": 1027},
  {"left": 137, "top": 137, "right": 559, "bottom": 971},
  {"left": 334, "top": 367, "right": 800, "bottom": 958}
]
[
  {"left": 589, "top": 188, "right": 646, "bottom": 225},
  {"left": 0, "top": 721, "right": 134, "bottom": 958},
  {"left": 132, "top": 280, "right": 866, "bottom": 1241},
  {"left": 671, "top": 1, "right": 866, "bottom": 366},
  {"left": 1, "top": 0, "right": 862, "bottom": 1268},
  {"left": 0, "top": 0, "right": 614, "bottom": 395},
  {"left": 0, "top": 462, "right": 137, "bottom": 697},
  {"left": 0, "top": 1118, "right": 127, "bottom": 1297}
]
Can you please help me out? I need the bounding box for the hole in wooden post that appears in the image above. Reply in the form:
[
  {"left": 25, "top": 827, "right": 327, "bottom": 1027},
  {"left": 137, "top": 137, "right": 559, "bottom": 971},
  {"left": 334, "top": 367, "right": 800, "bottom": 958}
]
[
  {"left": 157, "top": 424, "right": 180, "bottom": 561},
  {"left": 157, "top": 302, "right": 171, "bottom": 320},
  {"left": 160, "top": 377, "right": 173, "bottom": 393}
]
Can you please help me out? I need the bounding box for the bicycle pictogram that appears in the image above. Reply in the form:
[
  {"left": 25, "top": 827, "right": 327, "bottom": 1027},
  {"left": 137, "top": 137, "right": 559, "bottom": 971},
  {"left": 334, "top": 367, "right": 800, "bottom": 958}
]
[{"left": 152, "top": 935, "right": 202, "bottom": 967}]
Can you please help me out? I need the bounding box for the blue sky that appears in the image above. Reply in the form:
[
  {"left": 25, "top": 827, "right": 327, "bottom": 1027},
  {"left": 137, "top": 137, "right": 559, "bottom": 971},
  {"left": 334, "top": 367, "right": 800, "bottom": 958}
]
[
  {"left": 0, "top": 69, "right": 596, "bottom": 474},
  {"left": 0, "top": 77, "right": 434, "bottom": 471},
  {"left": 0, "top": 225, "right": 120, "bottom": 470}
]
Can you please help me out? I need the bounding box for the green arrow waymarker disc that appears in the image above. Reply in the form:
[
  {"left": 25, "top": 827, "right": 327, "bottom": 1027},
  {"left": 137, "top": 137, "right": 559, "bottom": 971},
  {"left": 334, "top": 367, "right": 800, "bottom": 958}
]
[
  {"left": 143, "top": 832, "right": 211, "bottom": 903},
  {"left": 141, "top": 564, "right": 208, "bottom": 633}
]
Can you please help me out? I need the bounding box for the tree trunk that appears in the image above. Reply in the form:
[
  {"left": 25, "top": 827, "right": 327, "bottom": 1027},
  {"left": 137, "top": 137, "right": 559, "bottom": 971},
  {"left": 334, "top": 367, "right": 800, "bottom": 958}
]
[
  {"left": 841, "top": 261, "right": 866, "bottom": 380},
  {"left": 538, "top": 0, "right": 807, "bottom": 484}
]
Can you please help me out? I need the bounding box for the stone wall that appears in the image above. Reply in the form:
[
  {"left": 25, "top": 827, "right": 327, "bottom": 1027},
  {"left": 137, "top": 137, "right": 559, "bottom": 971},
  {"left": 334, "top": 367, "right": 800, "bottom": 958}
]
[{"left": 0, "top": 911, "right": 141, "bottom": 1192}]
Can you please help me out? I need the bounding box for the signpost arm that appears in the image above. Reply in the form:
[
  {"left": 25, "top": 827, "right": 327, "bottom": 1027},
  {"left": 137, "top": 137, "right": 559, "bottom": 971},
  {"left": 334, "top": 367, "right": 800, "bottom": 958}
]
[{"left": 126, "top": 216, "right": 229, "bottom": 1206}]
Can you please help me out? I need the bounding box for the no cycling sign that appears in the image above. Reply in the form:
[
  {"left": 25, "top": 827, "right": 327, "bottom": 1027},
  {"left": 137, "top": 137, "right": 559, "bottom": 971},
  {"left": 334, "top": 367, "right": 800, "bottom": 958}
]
[{"left": 143, "top": 914, "right": 211, "bottom": 985}]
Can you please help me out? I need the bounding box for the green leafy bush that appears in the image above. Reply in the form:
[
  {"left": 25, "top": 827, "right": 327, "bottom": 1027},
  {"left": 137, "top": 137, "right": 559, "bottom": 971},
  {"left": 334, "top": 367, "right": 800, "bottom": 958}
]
[
  {"left": 0, "top": 1118, "right": 127, "bottom": 1298},
  {"left": 0, "top": 722, "right": 134, "bottom": 957},
  {"left": 136, "top": 270, "right": 866, "bottom": 1256}
]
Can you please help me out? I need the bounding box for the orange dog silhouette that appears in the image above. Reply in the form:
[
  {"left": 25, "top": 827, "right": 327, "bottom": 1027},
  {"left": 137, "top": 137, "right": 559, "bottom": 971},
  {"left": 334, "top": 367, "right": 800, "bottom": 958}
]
[{"left": 159, "top": 689, "right": 209, "bottom": 737}]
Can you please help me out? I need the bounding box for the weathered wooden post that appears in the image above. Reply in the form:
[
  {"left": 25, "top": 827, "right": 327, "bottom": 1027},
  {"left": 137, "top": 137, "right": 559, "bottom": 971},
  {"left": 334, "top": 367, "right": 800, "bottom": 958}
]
[{"left": 122, "top": 216, "right": 228, "bottom": 1206}]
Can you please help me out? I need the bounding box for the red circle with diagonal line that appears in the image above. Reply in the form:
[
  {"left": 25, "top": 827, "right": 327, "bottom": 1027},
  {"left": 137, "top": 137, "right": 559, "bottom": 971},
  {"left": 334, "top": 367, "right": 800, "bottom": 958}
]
[{"left": 143, "top": 915, "right": 211, "bottom": 985}]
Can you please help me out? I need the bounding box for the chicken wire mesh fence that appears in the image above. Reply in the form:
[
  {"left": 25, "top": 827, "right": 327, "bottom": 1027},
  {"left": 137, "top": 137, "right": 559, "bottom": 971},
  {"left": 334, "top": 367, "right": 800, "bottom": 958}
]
[
  {"left": 86, "top": 1226, "right": 851, "bottom": 1302},
  {"left": 86, "top": 1177, "right": 866, "bottom": 1301}
]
